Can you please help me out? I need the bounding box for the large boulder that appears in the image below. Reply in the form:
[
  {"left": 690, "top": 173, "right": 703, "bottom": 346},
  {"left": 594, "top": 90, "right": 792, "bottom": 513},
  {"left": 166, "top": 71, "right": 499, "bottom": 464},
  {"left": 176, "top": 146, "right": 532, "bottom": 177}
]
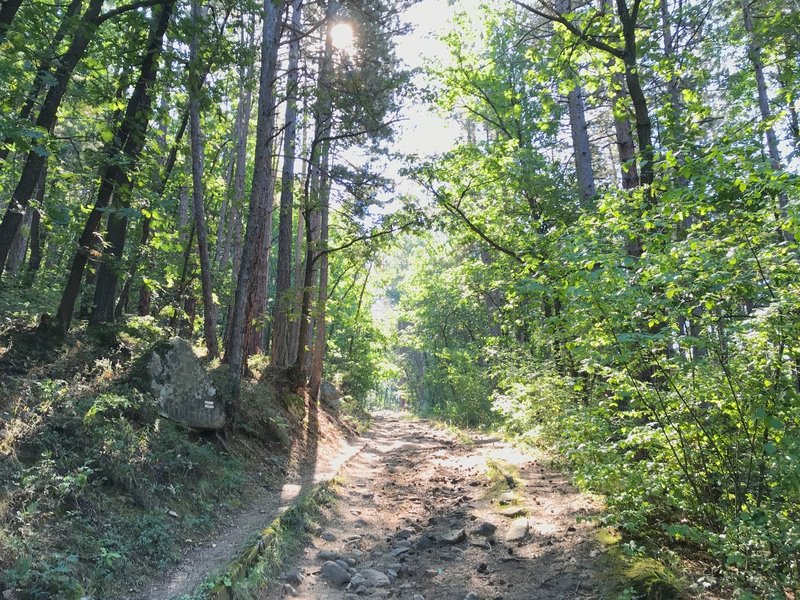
[
  {"left": 142, "top": 338, "right": 225, "bottom": 429},
  {"left": 318, "top": 380, "right": 343, "bottom": 411}
]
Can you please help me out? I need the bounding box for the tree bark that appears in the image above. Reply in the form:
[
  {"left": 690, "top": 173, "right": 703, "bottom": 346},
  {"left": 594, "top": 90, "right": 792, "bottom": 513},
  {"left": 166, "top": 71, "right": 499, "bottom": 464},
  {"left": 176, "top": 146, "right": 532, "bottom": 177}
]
[
  {"left": 0, "top": 0, "right": 105, "bottom": 274},
  {"left": 225, "top": 0, "right": 286, "bottom": 388},
  {"left": 0, "top": 0, "right": 24, "bottom": 41},
  {"left": 55, "top": 1, "right": 174, "bottom": 332},
  {"left": 189, "top": 0, "right": 219, "bottom": 358},
  {"left": 567, "top": 84, "right": 595, "bottom": 202},
  {"left": 271, "top": 0, "right": 304, "bottom": 367},
  {"left": 308, "top": 144, "right": 331, "bottom": 399},
  {"left": 293, "top": 0, "right": 337, "bottom": 386},
  {"left": 6, "top": 208, "right": 32, "bottom": 274},
  {"left": 611, "top": 73, "right": 639, "bottom": 192}
]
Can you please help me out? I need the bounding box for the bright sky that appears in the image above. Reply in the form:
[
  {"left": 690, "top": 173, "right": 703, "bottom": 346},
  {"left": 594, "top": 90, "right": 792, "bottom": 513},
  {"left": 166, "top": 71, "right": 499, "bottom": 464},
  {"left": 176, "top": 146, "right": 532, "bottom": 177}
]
[{"left": 390, "top": 0, "right": 466, "bottom": 157}]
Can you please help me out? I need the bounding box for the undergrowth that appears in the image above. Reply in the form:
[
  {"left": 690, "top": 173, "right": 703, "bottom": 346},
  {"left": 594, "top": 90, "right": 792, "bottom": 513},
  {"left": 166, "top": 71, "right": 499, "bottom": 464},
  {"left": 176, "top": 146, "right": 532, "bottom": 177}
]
[{"left": 0, "top": 318, "right": 256, "bottom": 599}]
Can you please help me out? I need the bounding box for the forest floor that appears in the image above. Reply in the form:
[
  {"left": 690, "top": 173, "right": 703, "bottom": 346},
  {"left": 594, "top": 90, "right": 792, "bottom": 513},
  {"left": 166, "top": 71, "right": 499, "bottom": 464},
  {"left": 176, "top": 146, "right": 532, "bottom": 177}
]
[{"left": 263, "top": 411, "right": 611, "bottom": 600}]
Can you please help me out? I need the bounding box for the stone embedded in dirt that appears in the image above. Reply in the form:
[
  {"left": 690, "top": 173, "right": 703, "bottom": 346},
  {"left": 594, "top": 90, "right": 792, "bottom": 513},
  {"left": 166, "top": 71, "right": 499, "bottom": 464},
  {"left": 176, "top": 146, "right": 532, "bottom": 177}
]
[
  {"left": 321, "top": 560, "right": 351, "bottom": 586},
  {"left": 505, "top": 518, "right": 530, "bottom": 542},
  {"left": 498, "top": 506, "right": 527, "bottom": 518},
  {"left": 498, "top": 491, "right": 516, "bottom": 505},
  {"left": 473, "top": 521, "right": 497, "bottom": 536},
  {"left": 413, "top": 594, "right": 426, "bottom": 600},
  {"left": 477, "top": 562, "right": 488, "bottom": 573},
  {"left": 351, "top": 568, "right": 391, "bottom": 588},
  {"left": 396, "top": 528, "right": 415, "bottom": 539},
  {"left": 388, "top": 546, "right": 410, "bottom": 558},
  {"left": 318, "top": 549, "right": 343, "bottom": 562},
  {"left": 415, "top": 535, "right": 434, "bottom": 550},
  {"left": 438, "top": 528, "right": 467, "bottom": 545},
  {"left": 283, "top": 583, "right": 297, "bottom": 596},
  {"left": 321, "top": 530, "right": 337, "bottom": 541},
  {"left": 284, "top": 568, "right": 304, "bottom": 585},
  {"left": 464, "top": 593, "right": 481, "bottom": 600},
  {"left": 140, "top": 337, "right": 225, "bottom": 430},
  {"left": 394, "top": 538, "right": 412, "bottom": 548},
  {"left": 335, "top": 559, "right": 351, "bottom": 571}
]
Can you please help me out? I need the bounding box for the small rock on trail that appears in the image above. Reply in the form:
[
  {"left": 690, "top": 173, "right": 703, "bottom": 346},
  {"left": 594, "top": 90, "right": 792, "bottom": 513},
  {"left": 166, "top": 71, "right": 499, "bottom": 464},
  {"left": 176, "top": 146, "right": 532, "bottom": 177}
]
[{"left": 268, "top": 411, "right": 606, "bottom": 599}]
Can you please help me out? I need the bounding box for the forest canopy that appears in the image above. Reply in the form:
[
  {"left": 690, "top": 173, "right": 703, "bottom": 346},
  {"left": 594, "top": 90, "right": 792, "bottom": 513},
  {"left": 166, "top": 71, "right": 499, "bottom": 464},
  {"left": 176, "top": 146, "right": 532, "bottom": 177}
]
[{"left": 1, "top": 0, "right": 799, "bottom": 597}]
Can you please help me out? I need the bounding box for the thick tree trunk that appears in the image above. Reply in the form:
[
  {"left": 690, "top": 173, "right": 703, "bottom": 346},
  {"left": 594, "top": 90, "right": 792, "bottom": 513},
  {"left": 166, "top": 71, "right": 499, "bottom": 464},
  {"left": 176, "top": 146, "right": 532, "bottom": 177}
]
[
  {"left": 308, "top": 147, "right": 331, "bottom": 399},
  {"left": 556, "top": 0, "right": 595, "bottom": 203},
  {"left": 0, "top": 0, "right": 24, "bottom": 41},
  {"left": 226, "top": 0, "right": 285, "bottom": 387},
  {"left": 0, "top": 0, "right": 105, "bottom": 274},
  {"left": 189, "top": 0, "right": 219, "bottom": 358},
  {"left": 271, "top": 0, "right": 303, "bottom": 367},
  {"left": 89, "top": 205, "right": 129, "bottom": 323},
  {"left": 293, "top": 1, "right": 337, "bottom": 386},
  {"left": 616, "top": 0, "right": 654, "bottom": 189},
  {"left": 55, "top": 2, "right": 174, "bottom": 332}
]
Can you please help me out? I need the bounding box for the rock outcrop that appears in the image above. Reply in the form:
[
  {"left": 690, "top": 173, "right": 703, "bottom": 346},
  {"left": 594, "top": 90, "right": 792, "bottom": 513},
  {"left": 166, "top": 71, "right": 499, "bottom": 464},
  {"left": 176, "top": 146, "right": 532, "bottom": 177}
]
[
  {"left": 141, "top": 337, "right": 225, "bottom": 429},
  {"left": 318, "top": 380, "right": 343, "bottom": 411}
]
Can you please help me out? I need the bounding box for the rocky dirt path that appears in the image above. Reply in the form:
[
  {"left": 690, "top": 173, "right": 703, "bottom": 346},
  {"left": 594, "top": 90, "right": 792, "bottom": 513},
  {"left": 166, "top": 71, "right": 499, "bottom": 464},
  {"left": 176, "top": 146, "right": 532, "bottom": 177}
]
[{"left": 269, "top": 411, "right": 606, "bottom": 600}]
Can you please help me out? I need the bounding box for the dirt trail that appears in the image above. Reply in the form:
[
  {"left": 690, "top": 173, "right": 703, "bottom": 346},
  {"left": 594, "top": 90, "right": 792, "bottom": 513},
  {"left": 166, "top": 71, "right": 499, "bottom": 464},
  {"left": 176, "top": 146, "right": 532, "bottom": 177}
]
[
  {"left": 270, "top": 411, "right": 606, "bottom": 600},
  {"left": 127, "top": 426, "right": 365, "bottom": 600}
]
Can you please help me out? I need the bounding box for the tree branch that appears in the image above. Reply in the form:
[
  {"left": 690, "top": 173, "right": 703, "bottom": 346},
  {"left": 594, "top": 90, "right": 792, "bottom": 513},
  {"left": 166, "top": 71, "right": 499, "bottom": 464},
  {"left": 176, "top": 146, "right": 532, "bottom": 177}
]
[
  {"left": 510, "top": 0, "right": 624, "bottom": 59},
  {"left": 96, "top": 0, "right": 171, "bottom": 24}
]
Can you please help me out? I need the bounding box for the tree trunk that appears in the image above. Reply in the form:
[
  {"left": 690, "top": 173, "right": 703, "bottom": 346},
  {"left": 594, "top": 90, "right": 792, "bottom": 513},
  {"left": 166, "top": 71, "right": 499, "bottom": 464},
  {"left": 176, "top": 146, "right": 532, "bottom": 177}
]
[
  {"left": 55, "top": 1, "right": 174, "bottom": 333},
  {"left": 616, "top": 0, "right": 654, "bottom": 189},
  {"left": 288, "top": 200, "right": 305, "bottom": 363},
  {"left": 308, "top": 145, "right": 331, "bottom": 399},
  {"left": 0, "top": 0, "right": 84, "bottom": 163},
  {"left": 189, "top": 0, "right": 219, "bottom": 358},
  {"left": 0, "top": 0, "right": 105, "bottom": 274},
  {"left": 89, "top": 202, "right": 129, "bottom": 324},
  {"left": 347, "top": 262, "right": 372, "bottom": 358},
  {"left": 293, "top": 0, "right": 337, "bottom": 386},
  {"left": 0, "top": 0, "right": 24, "bottom": 41},
  {"left": 115, "top": 109, "right": 189, "bottom": 318},
  {"left": 741, "top": 0, "right": 790, "bottom": 231},
  {"left": 611, "top": 73, "right": 639, "bottom": 191},
  {"left": 271, "top": 0, "right": 304, "bottom": 367},
  {"left": 6, "top": 208, "right": 32, "bottom": 274},
  {"left": 225, "top": 0, "right": 285, "bottom": 388},
  {"left": 567, "top": 84, "right": 595, "bottom": 202},
  {"left": 556, "top": 0, "right": 595, "bottom": 203}
]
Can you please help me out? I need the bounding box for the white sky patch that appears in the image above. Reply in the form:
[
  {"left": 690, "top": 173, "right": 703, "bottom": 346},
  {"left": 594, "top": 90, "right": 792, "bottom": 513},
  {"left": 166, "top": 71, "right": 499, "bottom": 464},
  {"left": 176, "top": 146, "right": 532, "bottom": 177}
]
[{"left": 391, "top": 0, "right": 476, "bottom": 158}]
